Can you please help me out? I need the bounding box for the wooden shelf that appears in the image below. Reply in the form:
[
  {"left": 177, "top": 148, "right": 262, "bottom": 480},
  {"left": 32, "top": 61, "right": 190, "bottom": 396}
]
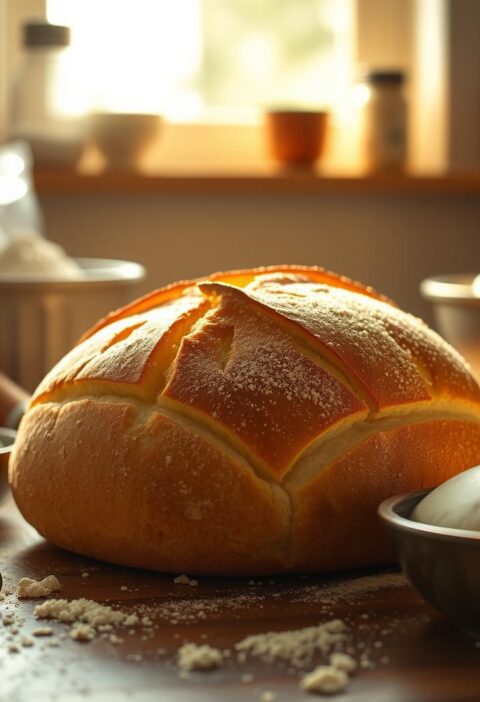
[{"left": 33, "top": 168, "right": 480, "bottom": 196}]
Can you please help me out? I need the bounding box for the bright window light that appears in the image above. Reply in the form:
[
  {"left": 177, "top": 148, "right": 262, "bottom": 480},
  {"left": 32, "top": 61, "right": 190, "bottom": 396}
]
[
  {"left": 48, "top": 0, "right": 202, "bottom": 119},
  {"left": 47, "top": 0, "right": 353, "bottom": 123}
]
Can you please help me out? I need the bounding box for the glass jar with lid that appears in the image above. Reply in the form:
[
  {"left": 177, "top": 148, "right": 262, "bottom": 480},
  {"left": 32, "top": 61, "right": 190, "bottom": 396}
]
[
  {"left": 8, "top": 22, "right": 89, "bottom": 167},
  {"left": 362, "top": 70, "right": 407, "bottom": 174}
]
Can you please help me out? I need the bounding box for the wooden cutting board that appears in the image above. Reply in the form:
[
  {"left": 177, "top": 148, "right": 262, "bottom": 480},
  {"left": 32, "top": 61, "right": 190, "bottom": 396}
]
[{"left": 1, "top": 496, "right": 479, "bottom": 702}]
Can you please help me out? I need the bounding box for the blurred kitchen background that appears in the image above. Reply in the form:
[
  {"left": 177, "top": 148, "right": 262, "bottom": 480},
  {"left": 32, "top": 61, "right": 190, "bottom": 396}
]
[{"left": 0, "top": 0, "right": 479, "bottom": 389}]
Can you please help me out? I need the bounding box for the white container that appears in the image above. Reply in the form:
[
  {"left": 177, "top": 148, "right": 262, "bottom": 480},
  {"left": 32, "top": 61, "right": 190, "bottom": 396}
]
[
  {"left": 9, "top": 23, "right": 88, "bottom": 166},
  {"left": 87, "top": 112, "right": 162, "bottom": 170},
  {"left": 0, "top": 258, "right": 145, "bottom": 392},
  {"left": 363, "top": 70, "right": 407, "bottom": 174}
]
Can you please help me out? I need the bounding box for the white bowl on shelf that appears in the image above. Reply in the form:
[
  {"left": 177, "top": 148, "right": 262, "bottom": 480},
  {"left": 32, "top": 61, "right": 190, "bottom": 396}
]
[{"left": 87, "top": 112, "right": 162, "bottom": 170}]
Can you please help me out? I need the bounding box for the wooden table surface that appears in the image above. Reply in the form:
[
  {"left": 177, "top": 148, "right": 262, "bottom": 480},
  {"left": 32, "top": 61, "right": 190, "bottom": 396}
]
[{"left": 1, "top": 495, "right": 480, "bottom": 702}]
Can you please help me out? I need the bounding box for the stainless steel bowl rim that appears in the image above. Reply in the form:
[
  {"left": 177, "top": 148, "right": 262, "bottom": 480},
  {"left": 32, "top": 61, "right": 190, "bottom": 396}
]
[
  {"left": 420, "top": 274, "right": 480, "bottom": 304},
  {"left": 0, "top": 258, "right": 145, "bottom": 291},
  {"left": 379, "top": 488, "right": 480, "bottom": 543},
  {"left": 0, "top": 427, "right": 16, "bottom": 454}
]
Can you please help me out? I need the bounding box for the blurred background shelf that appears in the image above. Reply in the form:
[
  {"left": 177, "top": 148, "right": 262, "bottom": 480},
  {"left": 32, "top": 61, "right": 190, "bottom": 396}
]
[{"left": 33, "top": 168, "right": 480, "bottom": 195}]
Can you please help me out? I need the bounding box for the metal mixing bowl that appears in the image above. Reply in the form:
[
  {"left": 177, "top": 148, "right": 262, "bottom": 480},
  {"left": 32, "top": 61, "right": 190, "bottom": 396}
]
[
  {"left": 379, "top": 489, "right": 480, "bottom": 637},
  {"left": 0, "top": 428, "right": 16, "bottom": 503},
  {"left": 420, "top": 273, "right": 480, "bottom": 380}
]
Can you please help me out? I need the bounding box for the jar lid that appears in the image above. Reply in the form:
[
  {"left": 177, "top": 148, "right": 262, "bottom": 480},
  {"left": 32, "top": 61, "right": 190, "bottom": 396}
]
[
  {"left": 366, "top": 70, "right": 405, "bottom": 85},
  {"left": 23, "top": 22, "right": 71, "bottom": 48}
]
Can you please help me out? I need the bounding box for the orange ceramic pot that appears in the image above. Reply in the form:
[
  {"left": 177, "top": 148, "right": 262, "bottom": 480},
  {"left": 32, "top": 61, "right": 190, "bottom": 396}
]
[{"left": 265, "top": 110, "right": 328, "bottom": 167}]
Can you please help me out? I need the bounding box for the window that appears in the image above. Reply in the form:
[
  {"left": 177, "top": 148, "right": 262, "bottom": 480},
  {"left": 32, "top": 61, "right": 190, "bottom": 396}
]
[{"left": 47, "top": 0, "right": 354, "bottom": 123}]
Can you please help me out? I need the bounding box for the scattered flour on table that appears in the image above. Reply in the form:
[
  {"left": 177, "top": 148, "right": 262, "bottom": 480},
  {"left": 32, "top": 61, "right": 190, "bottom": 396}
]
[
  {"left": 235, "top": 619, "right": 347, "bottom": 669},
  {"left": 155, "top": 591, "right": 267, "bottom": 624},
  {"left": 34, "top": 598, "right": 138, "bottom": 628},
  {"left": 1, "top": 569, "right": 407, "bottom": 696},
  {"left": 154, "top": 572, "right": 406, "bottom": 625},
  {"left": 179, "top": 618, "right": 358, "bottom": 695},
  {"left": 297, "top": 573, "right": 407, "bottom": 605}
]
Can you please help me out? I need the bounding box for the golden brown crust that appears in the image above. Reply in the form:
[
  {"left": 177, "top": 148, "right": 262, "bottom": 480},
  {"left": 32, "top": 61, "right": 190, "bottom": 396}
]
[
  {"left": 9, "top": 265, "right": 480, "bottom": 575},
  {"left": 82, "top": 264, "right": 394, "bottom": 343},
  {"left": 213, "top": 278, "right": 479, "bottom": 408},
  {"left": 290, "top": 419, "right": 480, "bottom": 571},
  {"left": 11, "top": 401, "right": 291, "bottom": 575},
  {"left": 163, "top": 288, "right": 367, "bottom": 478},
  {"left": 32, "top": 293, "right": 210, "bottom": 404}
]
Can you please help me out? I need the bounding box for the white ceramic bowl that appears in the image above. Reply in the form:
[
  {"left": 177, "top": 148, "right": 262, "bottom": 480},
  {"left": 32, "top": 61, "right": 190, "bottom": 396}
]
[
  {"left": 0, "top": 257, "right": 145, "bottom": 391},
  {"left": 420, "top": 274, "right": 480, "bottom": 380},
  {"left": 88, "top": 112, "right": 162, "bottom": 170}
]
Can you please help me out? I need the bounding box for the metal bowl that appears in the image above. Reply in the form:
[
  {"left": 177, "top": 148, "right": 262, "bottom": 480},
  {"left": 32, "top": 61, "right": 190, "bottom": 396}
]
[
  {"left": 420, "top": 273, "right": 480, "bottom": 380},
  {"left": 0, "top": 428, "right": 16, "bottom": 503},
  {"left": 379, "top": 489, "right": 480, "bottom": 637}
]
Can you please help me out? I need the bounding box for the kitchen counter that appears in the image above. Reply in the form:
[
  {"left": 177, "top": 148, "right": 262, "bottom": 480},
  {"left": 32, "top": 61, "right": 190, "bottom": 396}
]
[{"left": 1, "top": 496, "right": 480, "bottom": 701}]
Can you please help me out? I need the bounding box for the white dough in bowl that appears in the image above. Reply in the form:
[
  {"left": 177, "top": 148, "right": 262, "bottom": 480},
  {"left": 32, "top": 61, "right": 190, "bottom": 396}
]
[{"left": 412, "top": 465, "right": 480, "bottom": 530}]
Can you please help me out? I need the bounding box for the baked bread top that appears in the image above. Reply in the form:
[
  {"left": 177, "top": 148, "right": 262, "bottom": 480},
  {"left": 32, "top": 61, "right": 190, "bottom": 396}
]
[{"left": 31, "top": 265, "right": 480, "bottom": 483}]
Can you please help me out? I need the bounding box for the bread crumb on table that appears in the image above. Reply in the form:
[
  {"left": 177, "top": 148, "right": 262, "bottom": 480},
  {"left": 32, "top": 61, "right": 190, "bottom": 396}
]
[
  {"left": 32, "top": 626, "right": 54, "bottom": 637},
  {"left": 16, "top": 575, "right": 61, "bottom": 599},
  {"left": 241, "top": 673, "right": 254, "bottom": 683},
  {"left": 124, "top": 614, "right": 140, "bottom": 626},
  {"left": 29, "top": 597, "right": 143, "bottom": 644},
  {"left": 177, "top": 642, "right": 223, "bottom": 671},
  {"left": 260, "top": 693, "right": 276, "bottom": 702},
  {"left": 173, "top": 574, "right": 199, "bottom": 587},
  {"left": 127, "top": 653, "right": 143, "bottom": 663},
  {"left": 70, "top": 624, "right": 95, "bottom": 642},
  {"left": 300, "top": 665, "right": 349, "bottom": 695},
  {"left": 329, "top": 652, "right": 357, "bottom": 673},
  {"left": 359, "top": 658, "right": 373, "bottom": 670}
]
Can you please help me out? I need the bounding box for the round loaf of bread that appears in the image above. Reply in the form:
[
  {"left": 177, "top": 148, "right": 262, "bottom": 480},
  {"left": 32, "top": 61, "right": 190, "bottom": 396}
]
[{"left": 9, "top": 266, "right": 480, "bottom": 574}]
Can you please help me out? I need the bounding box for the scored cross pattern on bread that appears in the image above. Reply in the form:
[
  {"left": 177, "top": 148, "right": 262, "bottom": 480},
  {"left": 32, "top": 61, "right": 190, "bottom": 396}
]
[{"left": 9, "top": 266, "right": 480, "bottom": 574}]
